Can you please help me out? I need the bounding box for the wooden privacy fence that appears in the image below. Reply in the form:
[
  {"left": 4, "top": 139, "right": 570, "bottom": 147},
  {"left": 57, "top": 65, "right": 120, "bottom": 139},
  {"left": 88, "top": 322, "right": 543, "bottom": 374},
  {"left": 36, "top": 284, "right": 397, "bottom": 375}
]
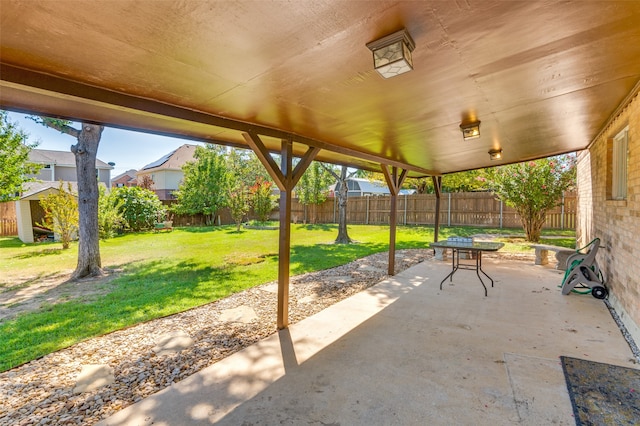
[
  {"left": 290, "top": 191, "right": 576, "bottom": 229},
  {"left": 1, "top": 193, "right": 575, "bottom": 237},
  {"left": 0, "top": 202, "right": 18, "bottom": 236}
]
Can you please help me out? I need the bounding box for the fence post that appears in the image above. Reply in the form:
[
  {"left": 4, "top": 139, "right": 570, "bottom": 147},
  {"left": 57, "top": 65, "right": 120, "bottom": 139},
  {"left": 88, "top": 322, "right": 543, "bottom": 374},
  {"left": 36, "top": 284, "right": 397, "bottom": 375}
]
[
  {"left": 561, "top": 194, "right": 565, "bottom": 229},
  {"left": 447, "top": 193, "right": 451, "bottom": 226},
  {"left": 499, "top": 200, "right": 503, "bottom": 229},
  {"left": 333, "top": 196, "right": 336, "bottom": 224},
  {"left": 403, "top": 194, "right": 407, "bottom": 225},
  {"left": 366, "top": 196, "right": 370, "bottom": 225}
]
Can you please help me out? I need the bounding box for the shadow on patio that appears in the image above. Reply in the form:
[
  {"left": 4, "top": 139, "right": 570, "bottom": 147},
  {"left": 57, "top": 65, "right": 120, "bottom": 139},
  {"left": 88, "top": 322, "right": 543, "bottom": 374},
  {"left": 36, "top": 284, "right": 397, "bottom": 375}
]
[{"left": 100, "top": 257, "right": 636, "bottom": 425}]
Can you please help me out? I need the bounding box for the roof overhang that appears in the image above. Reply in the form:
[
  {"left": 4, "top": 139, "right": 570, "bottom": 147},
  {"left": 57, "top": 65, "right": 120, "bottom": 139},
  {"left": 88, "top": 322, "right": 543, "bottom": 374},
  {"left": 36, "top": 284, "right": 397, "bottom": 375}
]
[{"left": 2, "top": 1, "right": 640, "bottom": 177}]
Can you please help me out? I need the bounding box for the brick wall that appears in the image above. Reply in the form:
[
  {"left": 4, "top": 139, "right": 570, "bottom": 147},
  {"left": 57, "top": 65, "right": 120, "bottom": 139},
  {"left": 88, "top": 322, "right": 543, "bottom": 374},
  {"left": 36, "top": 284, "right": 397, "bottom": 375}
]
[{"left": 576, "top": 85, "right": 640, "bottom": 342}]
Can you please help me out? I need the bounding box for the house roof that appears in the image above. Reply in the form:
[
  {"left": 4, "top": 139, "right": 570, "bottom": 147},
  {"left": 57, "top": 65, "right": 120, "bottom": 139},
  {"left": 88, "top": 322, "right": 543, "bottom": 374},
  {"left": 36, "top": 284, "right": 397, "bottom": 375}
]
[
  {"left": 29, "top": 149, "right": 112, "bottom": 169},
  {"left": 20, "top": 181, "right": 78, "bottom": 200},
  {"left": 1, "top": 2, "right": 640, "bottom": 177},
  {"left": 140, "top": 144, "right": 197, "bottom": 172},
  {"left": 351, "top": 178, "right": 390, "bottom": 195},
  {"left": 111, "top": 169, "right": 138, "bottom": 183},
  {"left": 20, "top": 180, "right": 109, "bottom": 200}
]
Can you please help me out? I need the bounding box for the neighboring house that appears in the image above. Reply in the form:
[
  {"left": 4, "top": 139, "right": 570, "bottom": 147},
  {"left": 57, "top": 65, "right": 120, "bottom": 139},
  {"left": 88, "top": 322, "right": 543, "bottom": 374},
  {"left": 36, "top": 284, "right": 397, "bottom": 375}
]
[
  {"left": 15, "top": 149, "right": 113, "bottom": 243},
  {"left": 576, "top": 82, "right": 640, "bottom": 345},
  {"left": 28, "top": 149, "right": 113, "bottom": 188},
  {"left": 111, "top": 169, "right": 138, "bottom": 188},
  {"left": 136, "top": 144, "right": 197, "bottom": 200},
  {"left": 332, "top": 178, "right": 390, "bottom": 197}
]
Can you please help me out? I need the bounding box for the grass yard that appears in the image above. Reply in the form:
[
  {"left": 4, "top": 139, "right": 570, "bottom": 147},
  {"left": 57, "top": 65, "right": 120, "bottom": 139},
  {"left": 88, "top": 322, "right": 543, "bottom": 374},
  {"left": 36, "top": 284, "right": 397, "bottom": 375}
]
[{"left": 0, "top": 224, "right": 575, "bottom": 371}]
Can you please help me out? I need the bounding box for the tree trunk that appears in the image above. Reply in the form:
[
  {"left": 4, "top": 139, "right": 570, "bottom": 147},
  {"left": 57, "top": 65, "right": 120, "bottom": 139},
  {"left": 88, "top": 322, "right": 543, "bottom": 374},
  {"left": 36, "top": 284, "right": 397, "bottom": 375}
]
[
  {"left": 335, "top": 166, "right": 352, "bottom": 244},
  {"left": 520, "top": 208, "right": 546, "bottom": 243},
  {"left": 70, "top": 123, "right": 104, "bottom": 280}
]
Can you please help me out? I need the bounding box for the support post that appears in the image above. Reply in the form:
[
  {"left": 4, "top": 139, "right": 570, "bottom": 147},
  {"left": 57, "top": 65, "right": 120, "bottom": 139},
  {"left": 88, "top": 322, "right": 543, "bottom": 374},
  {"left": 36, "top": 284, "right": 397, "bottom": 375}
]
[
  {"left": 243, "top": 132, "right": 319, "bottom": 329},
  {"left": 278, "top": 140, "right": 293, "bottom": 330},
  {"left": 382, "top": 165, "right": 408, "bottom": 275},
  {"left": 432, "top": 176, "right": 442, "bottom": 242}
]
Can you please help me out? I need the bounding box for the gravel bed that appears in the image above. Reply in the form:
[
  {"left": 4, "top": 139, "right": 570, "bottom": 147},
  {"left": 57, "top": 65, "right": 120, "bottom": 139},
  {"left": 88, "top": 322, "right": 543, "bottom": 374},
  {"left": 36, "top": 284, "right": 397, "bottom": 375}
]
[{"left": 0, "top": 249, "right": 432, "bottom": 426}]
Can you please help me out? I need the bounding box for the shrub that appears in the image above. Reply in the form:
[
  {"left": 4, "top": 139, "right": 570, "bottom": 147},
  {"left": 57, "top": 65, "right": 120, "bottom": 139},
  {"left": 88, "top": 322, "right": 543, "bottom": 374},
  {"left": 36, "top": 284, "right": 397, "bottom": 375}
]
[
  {"left": 98, "top": 186, "right": 125, "bottom": 239},
  {"left": 111, "top": 186, "right": 165, "bottom": 232},
  {"left": 38, "top": 181, "right": 78, "bottom": 249}
]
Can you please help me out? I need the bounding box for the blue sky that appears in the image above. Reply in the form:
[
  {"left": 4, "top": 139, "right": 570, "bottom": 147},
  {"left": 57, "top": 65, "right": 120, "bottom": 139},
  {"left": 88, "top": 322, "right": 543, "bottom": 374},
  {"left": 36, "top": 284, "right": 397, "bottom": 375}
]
[{"left": 7, "top": 111, "right": 204, "bottom": 178}]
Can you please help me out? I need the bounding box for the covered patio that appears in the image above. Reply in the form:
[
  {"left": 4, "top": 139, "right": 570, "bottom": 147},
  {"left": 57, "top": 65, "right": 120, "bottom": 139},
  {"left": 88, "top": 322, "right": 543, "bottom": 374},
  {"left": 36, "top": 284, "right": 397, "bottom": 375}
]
[
  {"left": 101, "top": 257, "right": 636, "bottom": 425},
  {"left": 2, "top": 0, "right": 639, "bottom": 332},
  {"left": 1, "top": 1, "right": 639, "bottom": 422}
]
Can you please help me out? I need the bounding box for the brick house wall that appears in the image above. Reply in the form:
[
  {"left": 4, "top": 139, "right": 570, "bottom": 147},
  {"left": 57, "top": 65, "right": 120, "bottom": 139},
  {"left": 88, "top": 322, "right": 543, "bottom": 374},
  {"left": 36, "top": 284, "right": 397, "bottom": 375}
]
[{"left": 576, "top": 84, "right": 640, "bottom": 343}]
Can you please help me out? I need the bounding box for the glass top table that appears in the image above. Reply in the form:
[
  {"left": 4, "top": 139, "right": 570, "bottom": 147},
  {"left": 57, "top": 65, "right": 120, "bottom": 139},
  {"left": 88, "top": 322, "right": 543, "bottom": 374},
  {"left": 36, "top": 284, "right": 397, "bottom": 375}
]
[{"left": 430, "top": 241, "right": 504, "bottom": 296}]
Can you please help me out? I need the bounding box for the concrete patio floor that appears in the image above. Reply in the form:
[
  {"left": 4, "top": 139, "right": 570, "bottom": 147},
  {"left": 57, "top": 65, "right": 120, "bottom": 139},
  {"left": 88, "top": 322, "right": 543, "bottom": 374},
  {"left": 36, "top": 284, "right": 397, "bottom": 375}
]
[{"left": 100, "top": 257, "right": 637, "bottom": 425}]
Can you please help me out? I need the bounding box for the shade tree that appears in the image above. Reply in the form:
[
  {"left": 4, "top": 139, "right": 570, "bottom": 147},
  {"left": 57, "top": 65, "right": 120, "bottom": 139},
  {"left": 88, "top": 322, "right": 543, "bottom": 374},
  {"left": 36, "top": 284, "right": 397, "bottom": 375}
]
[{"left": 0, "top": 111, "right": 41, "bottom": 202}]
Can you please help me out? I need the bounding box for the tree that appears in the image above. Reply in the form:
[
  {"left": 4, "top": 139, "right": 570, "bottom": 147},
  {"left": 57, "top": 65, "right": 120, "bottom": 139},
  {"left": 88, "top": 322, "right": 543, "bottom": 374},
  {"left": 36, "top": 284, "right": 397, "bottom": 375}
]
[
  {"left": 226, "top": 148, "right": 271, "bottom": 187},
  {"left": 485, "top": 155, "right": 576, "bottom": 242},
  {"left": 112, "top": 186, "right": 165, "bottom": 231},
  {"left": 250, "top": 178, "right": 276, "bottom": 223},
  {"left": 322, "top": 164, "right": 359, "bottom": 244},
  {"left": 410, "top": 170, "right": 489, "bottom": 194},
  {"left": 0, "top": 111, "right": 41, "bottom": 202},
  {"left": 173, "top": 145, "right": 228, "bottom": 225},
  {"left": 138, "top": 175, "right": 155, "bottom": 190},
  {"left": 225, "top": 148, "right": 269, "bottom": 230},
  {"left": 38, "top": 181, "right": 79, "bottom": 249},
  {"left": 296, "top": 161, "right": 334, "bottom": 223},
  {"left": 227, "top": 186, "right": 250, "bottom": 231},
  {"left": 33, "top": 117, "right": 104, "bottom": 280}
]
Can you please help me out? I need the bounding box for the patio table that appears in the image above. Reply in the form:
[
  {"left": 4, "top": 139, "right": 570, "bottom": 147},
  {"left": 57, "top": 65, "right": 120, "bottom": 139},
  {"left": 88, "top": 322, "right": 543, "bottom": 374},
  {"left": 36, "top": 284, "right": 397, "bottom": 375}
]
[{"left": 430, "top": 241, "right": 504, "bottom": 296}]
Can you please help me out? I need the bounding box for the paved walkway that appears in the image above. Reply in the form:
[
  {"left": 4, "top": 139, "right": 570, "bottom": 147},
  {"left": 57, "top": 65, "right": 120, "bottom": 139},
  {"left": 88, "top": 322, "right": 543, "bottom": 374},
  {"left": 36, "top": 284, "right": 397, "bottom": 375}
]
[{"left": 100, "top": 257, "right": 636, "bottom": 425}]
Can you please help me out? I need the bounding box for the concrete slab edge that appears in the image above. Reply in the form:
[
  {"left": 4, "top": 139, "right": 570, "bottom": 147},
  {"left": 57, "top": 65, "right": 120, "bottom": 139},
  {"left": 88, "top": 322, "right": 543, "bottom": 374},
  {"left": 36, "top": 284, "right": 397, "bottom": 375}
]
[{"left": 604, "top": 297, "right": 640, "bottom": 363}]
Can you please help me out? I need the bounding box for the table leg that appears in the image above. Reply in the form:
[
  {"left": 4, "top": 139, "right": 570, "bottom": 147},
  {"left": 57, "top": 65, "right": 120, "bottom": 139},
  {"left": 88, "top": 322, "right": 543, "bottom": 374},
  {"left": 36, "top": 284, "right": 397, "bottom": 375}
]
[
  {"left": 439, "top": 248, "right": 459, "bottom": 290},
  {"left": 477, "top": 251, "right": 495, "bottom": 288},
  {"left": 474, "top": 250, "right": 488, "bottom": 296}
]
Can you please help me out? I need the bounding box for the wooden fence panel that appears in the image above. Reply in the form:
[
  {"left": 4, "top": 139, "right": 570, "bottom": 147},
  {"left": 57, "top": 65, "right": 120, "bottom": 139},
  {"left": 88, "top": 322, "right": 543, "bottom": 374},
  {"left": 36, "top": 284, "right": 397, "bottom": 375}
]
[
  {"left": 2, "top": 192, "right": 574, "bottom": 237},
  {"left": 288, "top": 191, "right": 576, "bottom": 229},
  {"left": 0, "top": 202, "right": 18, "bottom": 236}
]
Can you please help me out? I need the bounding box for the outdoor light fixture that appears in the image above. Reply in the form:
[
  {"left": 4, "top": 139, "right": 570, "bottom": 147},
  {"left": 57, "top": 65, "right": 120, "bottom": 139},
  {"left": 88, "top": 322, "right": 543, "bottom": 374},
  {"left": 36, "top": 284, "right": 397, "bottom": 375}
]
[
  {"left": 460, "top": 121, "right": 481, "bottom": 140},
  {"left": 488, "top": 148, "right": 503, "bottom": 160},
  {"left": 366, "top": 29, "right": 415, "bottom": 79}
]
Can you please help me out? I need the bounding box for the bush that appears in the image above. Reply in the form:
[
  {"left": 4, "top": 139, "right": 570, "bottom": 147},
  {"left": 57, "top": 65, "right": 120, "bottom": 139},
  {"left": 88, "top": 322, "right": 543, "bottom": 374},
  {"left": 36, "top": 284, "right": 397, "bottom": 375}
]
[
  {"left": 111, "top": 186, "right": 165, "bottom": 232},
  {"left": 98, "top": 186, "right": 125, "bottom": 239},
  {"left": 38, "top": 181, "right": 78, "bottom": 249}
]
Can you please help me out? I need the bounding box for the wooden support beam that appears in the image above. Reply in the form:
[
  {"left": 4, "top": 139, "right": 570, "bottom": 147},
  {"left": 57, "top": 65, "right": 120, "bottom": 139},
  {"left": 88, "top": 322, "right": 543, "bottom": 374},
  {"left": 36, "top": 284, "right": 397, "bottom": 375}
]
[
  {"left": 242, "top": 131, "right": 286, "bottom": 191},
  {"left": 277, "top": 140, "right": 293, "bottom": 329},
  {"left": 382, "top": 164, "right": 408, "bottom": 275},
  {"left": 432, "top": 176, "right": 442, "bottom": 242},
  {"left": 242, "top": 132, "right": 319, "bottom": 329}
]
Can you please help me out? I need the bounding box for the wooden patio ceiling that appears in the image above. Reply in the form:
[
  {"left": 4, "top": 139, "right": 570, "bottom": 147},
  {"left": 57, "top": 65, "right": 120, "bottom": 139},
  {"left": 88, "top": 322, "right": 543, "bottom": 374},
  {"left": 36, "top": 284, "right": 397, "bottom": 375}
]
[{"left": 2, "top": 1, "right": 640, "bottom": 177}]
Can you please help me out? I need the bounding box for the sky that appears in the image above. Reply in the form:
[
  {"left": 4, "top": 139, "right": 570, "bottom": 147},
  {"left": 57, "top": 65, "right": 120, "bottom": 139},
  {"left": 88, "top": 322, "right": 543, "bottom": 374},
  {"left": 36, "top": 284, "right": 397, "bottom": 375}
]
[{"left": 6, "top": 111, "right": 205, "bottom": 179}]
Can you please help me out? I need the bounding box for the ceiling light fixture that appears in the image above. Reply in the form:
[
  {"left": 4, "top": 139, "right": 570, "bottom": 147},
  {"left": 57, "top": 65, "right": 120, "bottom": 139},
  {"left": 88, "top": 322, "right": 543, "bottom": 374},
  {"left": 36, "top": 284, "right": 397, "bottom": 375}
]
[
  {"left": 460, "top": 121, "right": 481, "bottom": 140},
  {"left": 366, "top": 29, "right": 415, "bottom": 79},
  {"left": 488, "top": 148, "right": 503, "bottom": 160}
]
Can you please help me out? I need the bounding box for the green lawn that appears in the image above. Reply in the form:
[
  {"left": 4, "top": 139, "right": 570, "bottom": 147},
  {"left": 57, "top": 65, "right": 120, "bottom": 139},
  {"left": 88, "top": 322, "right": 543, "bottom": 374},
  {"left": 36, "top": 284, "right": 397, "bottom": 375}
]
[{"left": 0, "top": 224, "right": 574, "bottom": 371}]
